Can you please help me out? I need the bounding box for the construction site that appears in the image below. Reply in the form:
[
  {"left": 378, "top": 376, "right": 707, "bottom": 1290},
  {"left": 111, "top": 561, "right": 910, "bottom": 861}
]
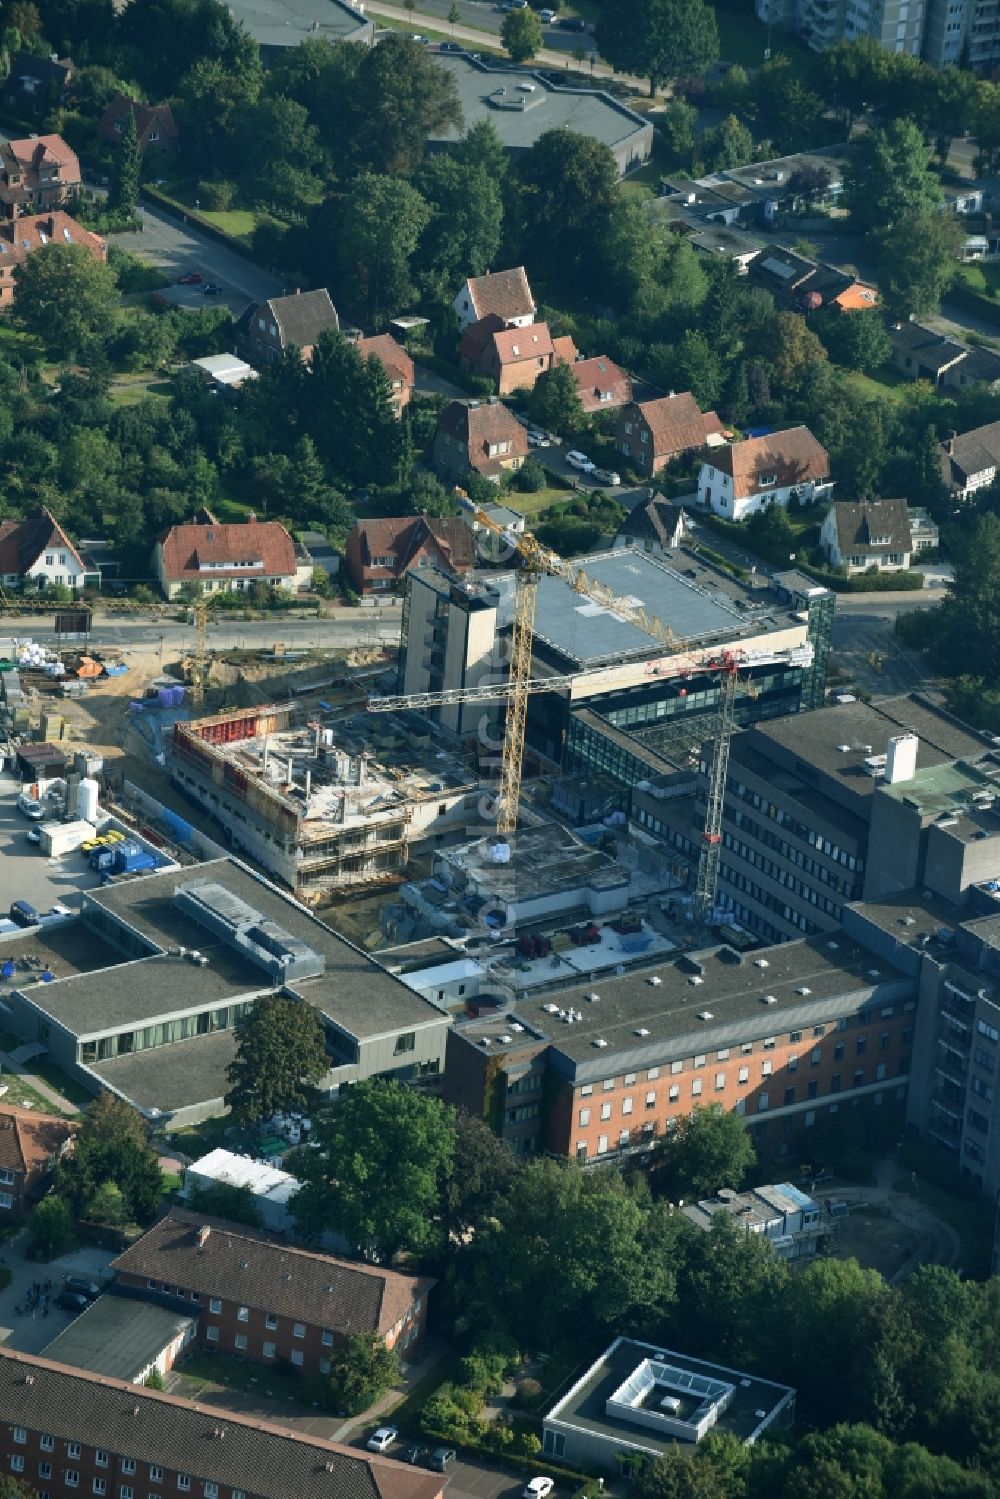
[{"left": 170, "top": 703, "right": 479, "bottom": 899}]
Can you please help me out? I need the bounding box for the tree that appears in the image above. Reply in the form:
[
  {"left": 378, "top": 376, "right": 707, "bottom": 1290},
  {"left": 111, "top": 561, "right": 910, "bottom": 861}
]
[
  {"left": 930, "top": 513, "right": 1000, "bottom": 682},
  {"left": 448, "top": 1, "right": 460, "bottom": 26},
  {"left": 529, "top": 360, "right": 585, "bottom": 435},
  {"left": 518, "top": 128, "right": 620, "bottom": 290},
  {"left": 653, "top": 1104, "right": 755, "bottom": 1201},
  {"left": 595, "top": 0, "right": 719, "bottom": 96},
  {"left": 347, "top": 34, "right": 462, "bottom": 176},
  {"left": 415, "top": 153, "right": 503, "bottom": 284},
  {"left": 442, "top": 1111, "right": 518, "bottom": 1245},
  {"left": 224, "top": 992, "right": 328, "bottom": 1125},
  {"left": 56, "top": 1097, "right": 163, "bottom": 1225},
  {"left": 702, "top": 113, "right": 753, "bottom": 172},
  {"left": 292, "top": 1079, "right": 456, "bottom": 1261},
  {"left": 27, "top": 1194, "right": 74, "bottom": 1258},
  {"left": 819, "top": 38, "right": 894, "bottom": 131},
  {"left": 753, "top": 58, "right": 825, "bottom": 154},
  {"left": 502, "top": 5, "right": 543, "bottom": 61},
  {"left": 844, "top": 120, "right": 942, "bottom": 237},
  {"left": 754, "top": 311, "right": 828, "bottom": 391},
  {"left": 816, "top": 306, "right": 892, "bottom": 374},
  {"left": 655, "top": 329, "right": 724, "bottom": 409},
  {"left": 660, "top": 99, "right": 697, "bottom": 168},
  {"left": 188, "top": 1179, "right": 263, "bottom": 1226},
  {"left": 0, "top": 1478, "right": 40, "bottom": 1499},
  {"left": 932, "top": 67, "right": 981, "bottom": 161},
  {"left": 13, "top": 243, "right": 121, "bottom": 360},
  {"left": 872, "top": 209, "right": 963, "bottom": 318},
  {"left": 316, "top": 1333, "right": 400, "bottom": 1415},
  {"left": 745, "top": 503, "right": 798, "bottom": 565},
  {"left": 109, "top": 108, "right": 141, "bottom": 216},
  {"left": 336, "top": 173, "right": 430, "bottom": 323}
]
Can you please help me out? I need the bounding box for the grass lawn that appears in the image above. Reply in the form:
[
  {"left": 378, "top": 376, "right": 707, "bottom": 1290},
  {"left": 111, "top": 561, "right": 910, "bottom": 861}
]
[
  {"left": 840, "top": 367, "right": 911, "bottom": 403},
  {"left": 108, "top": 382, "right": 171, "bottom": 408},
  {"left": 715, "top": 7, "right": 816, "bottom": 77},
  {"left": 27, "top": 1059, "right": 92, "bottom": 1108},
  {"left": 0, "top": 1070, "right": 75, "bottom": 1117},
  {"left": 511, "top": 482, "right": 575, "bottom": 518},
  {"left": 151, "top": 181, "right": 264, "bottom": 245},
  {"left": 179, "top": 1351, "right": 314, "bottom": 1407},
  {"left": 0, "top": 322, "right": 46, "bottom": 368},
  {"left": 955, "top": 261, "right": 1000, "bottom": 297}
]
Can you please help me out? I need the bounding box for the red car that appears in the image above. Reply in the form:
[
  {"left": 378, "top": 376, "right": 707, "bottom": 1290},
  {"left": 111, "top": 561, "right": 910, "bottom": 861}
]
[{"left": 176, "top": 272, "right": 203, "bottom": 285}]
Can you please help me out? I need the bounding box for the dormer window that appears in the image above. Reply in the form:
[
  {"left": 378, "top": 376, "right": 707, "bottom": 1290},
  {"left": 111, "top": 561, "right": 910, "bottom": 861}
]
[{"left": 757, "top": 472, "right": 777, "bottom": 488}]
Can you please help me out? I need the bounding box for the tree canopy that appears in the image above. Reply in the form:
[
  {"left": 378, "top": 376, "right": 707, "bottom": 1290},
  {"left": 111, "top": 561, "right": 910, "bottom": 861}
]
[
  {"left": 14, "top": 244, "right": 121, "bottom": 360},
  {"left": 224, "top": 992, "right": 329, "bottom": 1125},
  {"left": 653, "top": 1104, "right": 756, "bottom": 1201},
  {"left": 596, "top": 0, "right": 719, "bottom": 95}
]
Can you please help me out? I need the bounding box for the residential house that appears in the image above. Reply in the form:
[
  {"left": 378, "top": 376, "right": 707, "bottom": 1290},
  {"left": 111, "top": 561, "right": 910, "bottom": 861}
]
[
  {"left": 0, "top": 1347, "right": 446, "bottom": 1499},
  {"left": 748, "top": 247, "right": 877, "bottom": 312},
  {"left": 0, "top": 506, "right": 90, "bottom": 591},
  {"left": 345, "top": 515, "right": 476, "bottom": 595},
  {"left": 940, "top": 421, "right": 1000, "bottom": 500},
  {"left": 111, "top": 1208, "right": 435, "bottom": 1373},
  {"left": 0, "top": 211, "right": 105, "bottom": 307},
  {"left": 234, "top": 288, "right": 338, "bottom": 367},
  {"left": 0, "top": 1106, "right": 76, "bottom": 1218},
  {"left": 888, "top": 322, "right": 969, "bottom": 385},
  {"left": 941, "top": 344, "right": 1000, "bottom": 392},
  {"left": 97, "top": 94, "right": 179, "bottom": 154},
  {"left": 566, "top": 354, "right": 632, "bottom": 414},
  {"left": 353, "top": 332, "right": 414, "bottom": 413},
  {"left": 698, "top": 426, "right": 832, "bottom": 520},
  {"left": 453, "top": 265, "right": 535, "bottom": 332},
  {"left": 153, "top": 511, "right": 311, "bottom": 598},
  {"left": 1, "top": 53, "right": 73, "bottom": 118},
  {"left": 552, "top": 333, "right": 579, "bottom": 365},
  {"left": 686, "top": 224, "right": 761, "bottom": 273},
  {"left": 0, "top": 135, "right": 79, "bottom": 219},
  {"left": 613, "top": 497, "right": 691, "bottom": 556},
  {"left": 908, "top": 507, "right": 940, "bottom": 554},
  {"left": 820, "top": 498, "right": 913, "bottom": 574},
  {"left": 459, "top": 318, "right": 555, "bottom": 395},
  {"left": 432, "top": 398, "right": 528, "bottom": 483},
  {"left": 615, "top": 393, "right": 725, "bottom": 477}
]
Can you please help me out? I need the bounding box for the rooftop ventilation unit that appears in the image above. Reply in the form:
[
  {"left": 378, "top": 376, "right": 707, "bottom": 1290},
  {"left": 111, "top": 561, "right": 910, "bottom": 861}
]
[
  {"left": 498, "top": 1034, "right": 512, "bottom": 1044},
  {"left": 510, "top": 1023, "right": 525, "bottom": 1033},
  {"left": 827, "top": 940, "right": 839, "bottom": 950},
  {"left": 754, "top": 1409, "right": 768, "bottom": 1420},
  {"left": 762, "top": 994, "right": 778, "bottom": 1005},
  {"left": 836, "top": 744, "right": 851, "bottom": 753},
  {"left": 593, "top": 1038, "right": 609, "bottom": 1048},
  {"left": 173, "top": 881, "right": 325, "bottom": 982},
  {"left": 901, "top": 916, "right": 916, "bottom": 926},
  {"left": 697, "top": 1010, "right": 714, "bottom": 1021},
  {"left": 586, "top": 992, "right": 601, "bottom": 1002},
  {"left": 635, "top": 1027, "right": 650, "bottom": 1037},
  {"left": 689, "top": 975, "right": 704, "bottom": 986},
  {"left": 647, "top": 975, "right": 662, "bottom": 986},
  {"left": 754, "top": 958, "right": 769, "bottom": 969},
  {"left": 867, "top": 969, "right": 880, "bottom": 978},
  {"left": 796, "top": 986, "right": 812, "bottom": 996},
  {"left": 542, "top": 1002, "right": 560, "bottom": 1014}
]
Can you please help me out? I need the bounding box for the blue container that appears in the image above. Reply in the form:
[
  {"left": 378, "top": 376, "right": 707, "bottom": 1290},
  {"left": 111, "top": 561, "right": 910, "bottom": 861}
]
[
  {"left": 161, "top": 807, "right": 194, "bottom": 845},
  {"left": 128, "top": 701, "right": 144, "bottom": 713},
  {"left": 171, "top": 685, "right": 185, "bottom": 706}
]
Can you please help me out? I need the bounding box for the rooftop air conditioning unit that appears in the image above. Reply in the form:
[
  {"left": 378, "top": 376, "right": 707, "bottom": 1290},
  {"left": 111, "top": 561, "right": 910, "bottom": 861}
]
[
  {"left": 837, "top": 744, "right": 851, "bottom": 753},
  {"left": 689, "top": 975, "right": 704, "bottom": 986},
  {"left": 867, "top": 969, "right": 880, "bottom": 978},
  {"left": 635, "top": 1027, "right": 650, "bottom": 1037},
  {"left": 697, "top": 1010, "right": 714, "bottom": 1021},
  {"left": 587, "top": 992, "right": 600, "bottom": 1002},
  {"left": 827, "top": 940, "right": 839, "bottom": 950},
  {"left": 510, "top": 1023, "right": 525, "bottom": 1033},
  {"left": 796, "top": 986, "right": 811, "bottom": 996},
  {"left": 647, "top": 975, "right": 662, "bottom": 986},
  {"left": 498, "top": 1034, "right": 512, "bottom": 1044},
  {"left": 754, "top": 958, "right": 769, "bottom": 969},
  {"left": 593, "top": 1038, "right": 609, "bottom": 1048},
  {"left": 543, "top": 1002, "right": 559, "bottom": 1013},
  {"left": 762, "top": 994, "right": 778, "bottom": 1005}
]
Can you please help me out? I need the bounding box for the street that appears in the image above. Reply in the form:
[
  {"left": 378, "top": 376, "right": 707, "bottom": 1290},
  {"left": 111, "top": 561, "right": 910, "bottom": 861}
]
[{"left": 117, "top": 200, "right": 285, "bottom": 316}]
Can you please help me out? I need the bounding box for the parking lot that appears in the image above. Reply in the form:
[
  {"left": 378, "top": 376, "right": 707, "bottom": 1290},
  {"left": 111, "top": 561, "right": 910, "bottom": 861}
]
[
  {"left": 0, "top": 777, "right": 102, "bottom": 916},
  {"left": 0, "top": 1232, "right": 117, "bottom": 1356}
]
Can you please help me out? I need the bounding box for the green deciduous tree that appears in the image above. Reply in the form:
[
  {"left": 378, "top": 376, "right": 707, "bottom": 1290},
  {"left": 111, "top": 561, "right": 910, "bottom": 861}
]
[
  {"left": 595, "top": 0, "right": 719, "bottom": 96},
  {"left": 502, "top": 5, "right": 543, "bottom": 61},
  {"left": 872, "top": 209, "right": 963, "bottom": 319},
  {"left": 336, "top": 172, "right": 430, "bottom": 323},
  {"left": 518, "top": 128, "right": 620, "bottom": 291},
  {"left": 27, "top": 1193, "right": 75, "bottom": 1258},
  {"left": 653, "top": 1103, "right": 755, "bottom": 1201},
  {"left": 56, "top": 1095, "right": 163, "bottom": 1225},
  {"left": 529, "top": 359, "right": 585, "bottom": 435},
  {"left": 314, "top": 1333, "right": 400, "bottom": 1415},
  {"left": 930, "top": 512, "right": 1000, "bottom": 683},
  {"left": 753, "top": 310, "right": 828, "bottom": 391},
  {"left": 816, "top": 306, "right": 892, "bottom": 374},
  {"left": 188, "top": 1178, "right": 263, "bottom": 1226},
  {"left": 442, "top": 1111, "right": 518, "bottom": 1245},
  {"left": 13, "top": 243, "right": 121, "bottom": 360},
  {"left": 415, "top": 153, "right": 503, "bottom": 284},
  {"left": 292, "top": 1079, "right": 456, "bottom": 1261},
  {"left": 346, "top": 33, "right": 462, "bottom": 176},
  {"left": 702, "top": 113, "right": 754, "bottom": 172},
  {"left": 844, "top": 119, "right": 942, "bottom": 237},
  {"left": 224, "top": 992, "right": 329, "bottom": 1125},
  {"left": 109, "top": 107, "right": 141, "bottom": 216}
]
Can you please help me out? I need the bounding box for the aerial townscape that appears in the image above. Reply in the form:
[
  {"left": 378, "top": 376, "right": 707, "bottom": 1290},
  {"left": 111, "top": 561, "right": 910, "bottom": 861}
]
[{"left": 0, "top": 0, "right": 999, "bottom": 1496}]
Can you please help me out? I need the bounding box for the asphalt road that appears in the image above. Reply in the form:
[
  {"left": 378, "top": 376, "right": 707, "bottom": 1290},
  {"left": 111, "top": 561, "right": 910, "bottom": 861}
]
[
  {"left": 369, "top": 0, "right": 606, "bottom": 66},
  {"left": 115, "top": 201, "right": 285, "bottom": 316}
]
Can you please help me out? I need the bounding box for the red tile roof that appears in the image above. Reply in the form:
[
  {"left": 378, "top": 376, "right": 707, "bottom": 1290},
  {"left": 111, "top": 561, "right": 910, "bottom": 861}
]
[
  {"left": 552, "top": 334, "right": 579, "bottom": 365},
  {"left": 0, "top": 1106, "right": 76, "bottom": 1178},
  {"left": 355, "top": 333, "right": 414, "bottom": 388},
  {"left": 351, "top": 516, "right": 476, "bottom": 575},
  {"left": 458, "top": 313, "right": 505, "bottom": 366},
  {"left": 465, "top": 266, "right": 535, "bottom": 324},
  {"left": 0, "top": 506, "right": 86, "bottom": 577},
  {"left": 0, "top": 210, "right": 104, "bottom": 269},
  {"left": 568, "top": 355, "right": 632, "bottom": 413},
  {"left": 632, "top": 393, "right": 724, "bottom": 458},
  {"left": 708, "top": 426, "right": 829, "bottom": 499},
  {"left": 491, "top": 321, "right": 554, "bottom": 366},
  {"left": 97, "top": 94, "right": 178, "bottom": 146},
  {"left": 6, "top": 133, "right": 79, "bottom": 173},
  {"left": 436, "top": 399, "right": 529, "bottom": 478},
  {"left": 157, "top": 518, "right": 298, "bottom": 582}
]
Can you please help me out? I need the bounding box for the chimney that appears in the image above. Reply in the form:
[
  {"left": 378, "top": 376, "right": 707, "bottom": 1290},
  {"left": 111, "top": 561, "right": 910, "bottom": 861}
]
[
  {"left": 946, "top": 430, "right": 957, "bottom": 455},
  {"left": 885, "top": 732, "right": 918, "bottom": 786},
  {"left": 196, "top": 1225, "right": 211, "bottom": 1249}
]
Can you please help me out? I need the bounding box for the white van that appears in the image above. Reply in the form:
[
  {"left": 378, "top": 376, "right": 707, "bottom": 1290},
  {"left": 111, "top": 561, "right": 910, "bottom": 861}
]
[{"left": 16, "top": 793, "right": 44, "bottom": 820}]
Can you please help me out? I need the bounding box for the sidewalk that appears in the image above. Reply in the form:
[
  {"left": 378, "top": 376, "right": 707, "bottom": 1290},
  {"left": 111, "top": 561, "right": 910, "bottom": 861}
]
[{"left": 0, "top": 1046, "right": 80, "bottom": 1116}]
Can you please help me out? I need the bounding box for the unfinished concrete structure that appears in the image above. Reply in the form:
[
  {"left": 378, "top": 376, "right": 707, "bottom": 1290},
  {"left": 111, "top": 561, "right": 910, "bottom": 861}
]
[{"left": 170, "top": 705, "right": 478, "bottom": 897}]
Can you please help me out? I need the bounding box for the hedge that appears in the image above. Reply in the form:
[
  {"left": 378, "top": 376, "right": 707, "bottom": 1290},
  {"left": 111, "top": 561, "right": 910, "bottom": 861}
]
[
  {"left": 140, "top": 186, "right": 261, "bottom": 265},
  {"left": 795, "top": 562, "right": 928, "bottom": 593}
]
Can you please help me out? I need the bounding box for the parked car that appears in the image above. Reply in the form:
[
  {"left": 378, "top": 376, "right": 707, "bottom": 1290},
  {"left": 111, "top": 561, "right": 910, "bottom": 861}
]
[
  {"left": 367, "top": 1427, "right": 398, "bottom": 1454},
  {"left": 565, "top": 449, "right": 596, "bottom": 473},
  {"left": 427, "top": 1448, "right": 456, "bottom": 1473},
  {"left": 176, "top": 272, "right": 203, "bottom": 285},
  {"left": 524, "top": 1481, "right": 555, "bottom": 1499},
  {"left": 25, "top": 828, "right": 41, "bottom": 845},
  {"left": 400, "top": 1443, "right": 427, "bottom": 1466},
  {"left": 540, "top": 7, "right": 556, "bottom": 18},
  {"left": 63, "top": 1275, "right": 100, "bottom": 1300},
  {"left": 527, "top": 432, "right": 551, "bottom": 448},
  {"left": 56, "top": 1291, "right": 89, "bottom": 1313},
  {"left": 560, "top": 14, "right": 587, "bottom": 27},
  {"left": 593, "top": 468, "right": 622, "bottom": 486},
  {"left": 202, "top": 283, "right": 221, "bottom": 295},
  {"left": 439, "top": 40, "right": 463, "bottom": 50}
]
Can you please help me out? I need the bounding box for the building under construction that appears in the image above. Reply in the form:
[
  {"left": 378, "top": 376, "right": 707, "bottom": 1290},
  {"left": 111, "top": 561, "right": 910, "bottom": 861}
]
[{"left": 170, "top": 704, "right": 479, "bottom": 898}]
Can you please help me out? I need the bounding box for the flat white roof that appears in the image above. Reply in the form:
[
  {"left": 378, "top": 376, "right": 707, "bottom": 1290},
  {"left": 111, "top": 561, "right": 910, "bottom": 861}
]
[{"left": 185, "top": 1147, "right": 295, "bottom": 1196}]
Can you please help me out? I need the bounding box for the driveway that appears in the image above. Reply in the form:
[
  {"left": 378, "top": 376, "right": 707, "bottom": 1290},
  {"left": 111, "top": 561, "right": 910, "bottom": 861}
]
[
  {"left": 0, "top": 1231, "right": 116, "bottom": 1356},
  {"left": 115, "top": 201, "right": 285, "bottom": 317}
]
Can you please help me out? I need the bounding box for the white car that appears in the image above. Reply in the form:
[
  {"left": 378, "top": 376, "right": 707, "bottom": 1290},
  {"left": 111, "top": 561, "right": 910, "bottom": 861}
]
[
  {"left": 367, "top": 1427, "right": 398, "bottom": 1453},
  {"left": 540, "top": 7, "right": 556, "bottom": 18},
  {"left": 523, "top": 1480, "right": 555, "bottom": 1499},
  {"left": 565, "top": 450, "right": 596, "bottom": 473}
]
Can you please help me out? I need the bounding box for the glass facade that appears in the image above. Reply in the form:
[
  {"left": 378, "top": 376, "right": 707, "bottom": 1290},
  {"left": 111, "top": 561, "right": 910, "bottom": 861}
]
[{"left": 79, "top": 1001, "right": 254, "bottom": 1064}]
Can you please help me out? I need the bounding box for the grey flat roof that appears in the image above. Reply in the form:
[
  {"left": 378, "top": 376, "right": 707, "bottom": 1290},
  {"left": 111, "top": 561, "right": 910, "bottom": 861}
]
[
  {"left": 86, "top": 859, "right": 448, "bottom": 1042},
  {"left": 747, "top": 695, "right": 990, "bottom": 799},
  {"left": 478, "top": 932, "right": 910, "bottom": 1077},
  {"left": 222, "top": 0, "right": 370, "bottom": 46},
  {"left": 40, "top": 1295, "right": 195, "bottom": 1381},
  {"left": 89, "top": 1029, "right": 237, "bottom": 1113},
  {"left": 548, "top": 1337, "right": 793, "bottom": 1453},
  {"left": 846, "top": 892, "right": 963, "bottom": 946},
  {"left": 727, "top": 737, "right": 869, "bottom": 843},
  {"left": 533, "top": 550, "right": 748, "bottom": 667},
  {"left": 429, "top": 56, "right": 650, "bottom": 154}
]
